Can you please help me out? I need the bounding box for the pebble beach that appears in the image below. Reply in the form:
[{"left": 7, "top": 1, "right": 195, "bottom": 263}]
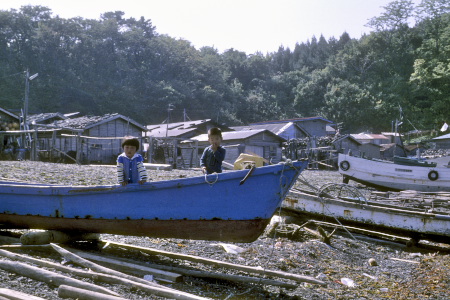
[{"left": 0, "top": 160, "right": 448, "bottom": 299}]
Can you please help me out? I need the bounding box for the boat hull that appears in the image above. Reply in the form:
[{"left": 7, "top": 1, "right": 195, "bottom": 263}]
[
  {"left": 0, "top": 161, "right": 307, "bottom": 242},
  {"left": 284, "top": 190, "right": 450, "bottom": 244},
  {"left": 338, "top": 154, "right": 450, "bottom": 192}
]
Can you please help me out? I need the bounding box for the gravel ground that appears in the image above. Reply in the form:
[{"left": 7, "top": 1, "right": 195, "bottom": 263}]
[{"left": 0, "top": 161, "right": 449, "bottom": 300}]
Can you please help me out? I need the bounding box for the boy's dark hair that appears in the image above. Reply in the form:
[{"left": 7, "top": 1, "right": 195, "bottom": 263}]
[
  {"left": 122, "top": 137, "right": 140, "bottom": 151},
  {"left": 208, "top": 127, "right": 222, "bottom": 139}
]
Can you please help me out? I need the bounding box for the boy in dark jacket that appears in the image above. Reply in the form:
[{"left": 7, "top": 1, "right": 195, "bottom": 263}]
[{"left": 200, "top": 128, "right": 226, "bottom": 174}]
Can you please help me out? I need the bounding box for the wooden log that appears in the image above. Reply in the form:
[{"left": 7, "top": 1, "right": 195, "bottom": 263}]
[
  {"left": 73, "top": 248, "right": 296, "bottom": 289},
  {"left": 50, "top": 243, "right": 163, "bottom": 287},
  {"left": 101, "top": 240, "right": 326, "bottom": 286},
  {"left": 143, "top": 262, "right": 298, "bottom": 289},
  {"left": 0, "top": 249, "right": 208, "bottom": 300},
  {"left": 58, "top": 285, "right": 127, "bottom": 300},
  {"left": 0, "top": 236, "right": 20, "bottom": 244},
  {"left": 0, "top": 288, "right": 46, "bottom": 300},
  {"left": 66, "top": 248, "right": 183, "bottom": 283},
  {"left": 0, "top": 260, "right": 119, "bottom": 297},
  {"left": 20, "top": 230, "right": 99, "bottom": 245}
]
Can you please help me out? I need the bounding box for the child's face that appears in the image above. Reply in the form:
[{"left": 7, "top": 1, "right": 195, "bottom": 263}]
[
  {"left": 208, "top": 135, "right": 222, "bottom": 147},
  {"left": 124, "top": 145, "right": 137, "bottom": 158}
]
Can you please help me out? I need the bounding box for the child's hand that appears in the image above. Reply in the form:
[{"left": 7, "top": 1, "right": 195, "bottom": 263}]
[
  {"left": 138, "top": 180, "right": 146, "bottom": 185},
  {"left": 202, "top": 167, "right": 207, "bottom": 174}
]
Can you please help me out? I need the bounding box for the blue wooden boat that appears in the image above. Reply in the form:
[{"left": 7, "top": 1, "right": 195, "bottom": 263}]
[{"left": 0, "top": 160, "right": 307, "bottom": 242}]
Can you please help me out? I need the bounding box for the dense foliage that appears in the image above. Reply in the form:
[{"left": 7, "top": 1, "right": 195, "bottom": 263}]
[{"left": 0, "top": 0, "right": 449, "bottom": 133}]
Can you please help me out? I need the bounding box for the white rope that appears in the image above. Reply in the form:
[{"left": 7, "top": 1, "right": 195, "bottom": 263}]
[{"left": 204, "top": 172, "right": 219, "bottom": 186}]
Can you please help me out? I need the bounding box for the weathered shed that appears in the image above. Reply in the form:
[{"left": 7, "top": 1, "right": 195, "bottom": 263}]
[
  {"left": 35, "top": 113, "right": 147, "bottom": 164},
  {"left": 145, "top": 119, "right": 231, "bottom": 139},
  {"left": 359, "top": 143, "right": 382, "bottom": 159},
  {"left": 189, "top": 129, "right": 286, "bottom": 166},
  {"left": 250, "top": 116, "right": 334, "bottom": 137},
  {"left": 144, "top": 119, "right": 232, "bottom": 168},
  {"left": 432, "top": 133, "right": 450, "bottom": 149},
  {"left": 333, "top": 134, "right": 361, "bottom": 155},
  {"left": 231, "top": 122, "right": 309, "bottom": 140},
  {"left": 351, "top": 133, "right": 391, "bottom": 145}
]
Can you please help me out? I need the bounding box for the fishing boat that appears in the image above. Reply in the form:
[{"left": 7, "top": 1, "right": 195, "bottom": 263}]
[
  {"left": 0, "top": 160, "right": 307, "bottom": 243},
  {"left": 338, "top": 153, "right": 450, "bottom": 192},
  {"left": 283, "top": 184, "right": 450, "bottom": 244}
]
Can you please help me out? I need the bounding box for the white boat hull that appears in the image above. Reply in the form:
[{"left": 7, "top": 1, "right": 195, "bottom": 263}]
[
  {"left": 338, "top": 154, "right": 450, "bottom": 192},
  {"left": 284, "top": 189, "right": 450, "bottom": 243}
]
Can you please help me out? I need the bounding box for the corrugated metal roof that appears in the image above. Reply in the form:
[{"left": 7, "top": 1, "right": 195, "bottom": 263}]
[
  {"left": 49, "top": 113, "right": 147, "bottom": 131},
  {"left": 351, "top": 133, "right": 390, "bottom": 140},
  {"left": 28, "top": 112, "right": 67, "bottom": 124},
  {"left": 147, "top": 127, "right": 198, "bottom": 138},
  {"left": 146, "top": 119, "right": 211, "bottom": 131},
  {"left": 191, "top": 129, "right": 285, "bottom": 142},
  {"left": 250, "top": 116, "right": 333, "bottom": 125}
]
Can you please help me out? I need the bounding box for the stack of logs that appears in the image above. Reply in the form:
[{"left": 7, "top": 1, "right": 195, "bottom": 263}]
[{"left": 0, "top": 230, "right": 326, "bottom": 299}]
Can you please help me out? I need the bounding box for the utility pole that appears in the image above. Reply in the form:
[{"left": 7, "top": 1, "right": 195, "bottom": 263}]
[
  {"left": 23, "top": 69, "right": 39, "bottom": 129},
  {"left": 183, "top": 108, "right": 191, "bottom": 122},
  {"left": 23, "top": 69, "right": 38, "bottom": 147},
  {"left": 165, "top": 104, "right": 174, "bottom": 138}
]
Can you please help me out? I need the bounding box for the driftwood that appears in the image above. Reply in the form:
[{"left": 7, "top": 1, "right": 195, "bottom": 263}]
[
  {"left": 67, "top": 247, "right": 183, "bottom": 283},
  {"left": 302, "top": 226, "right": 336, "bottom": 245},
  {"left": 74, "top": 247, "right": 296, "bottom": 289},
  {"left": 101, "top": 240, "right": 326, "bottom": 286},
  {"left": 0, "top": 248, "right": 207, "bottom": 300},
  {"left": 0, "top": 288, "right": 46, "bottom": 300},
  {"left": 146, "top": 262, "right": 297, "bottom": 289},
  {"left": 307, "top": 220, "right": 411, "bottom": 243},
  {"left": 389, "top": 257, "right": 420, "bottom": 264},
  {"left": 50, "top": 243, "right": 163, "bottom": 287},
  {"left": 20, "top": 230, "right": 98, "bottom": 245},
  {"left": 0, "top": 260, "right": 119, "bottom": 296},
  {"left": 58, "top": 285, "right": 127, "bottom": 300}
]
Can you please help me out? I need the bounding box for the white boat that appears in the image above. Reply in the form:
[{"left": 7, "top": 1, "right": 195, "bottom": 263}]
[
  {"left": 338, "top": 153, "right": 450, "bottom": 192},
  {"left": 283, "top": 184, "right": 450, "bottom": 244}
]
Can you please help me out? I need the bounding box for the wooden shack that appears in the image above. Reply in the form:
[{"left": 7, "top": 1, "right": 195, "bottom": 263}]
[
  {"left": 189, "top": 129, "right": 285, "bottom": 167},
  {"left": 144, "top": 119, "right": 231, "bottom": 168},
  {"left": 250, "top": 116, "right": 334, "bottom": 138},
  {"left": 231, "top": 122, "right": 309, "bottom": 140},
  {"left": 33, "top": 113, "right": 147, "bottom": 164}
]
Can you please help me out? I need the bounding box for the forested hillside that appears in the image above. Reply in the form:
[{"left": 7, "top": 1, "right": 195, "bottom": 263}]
[{"left": 0, "top": 0, "right": 448, "bottom": 133}]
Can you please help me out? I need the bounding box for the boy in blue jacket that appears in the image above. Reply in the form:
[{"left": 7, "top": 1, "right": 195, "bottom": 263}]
[{"left": 117, "top": 138, "right": 148, "bottom": 186}]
